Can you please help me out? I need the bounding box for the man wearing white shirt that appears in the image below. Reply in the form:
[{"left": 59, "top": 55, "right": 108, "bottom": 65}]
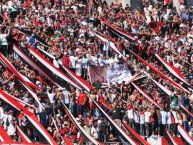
[
  {"left": 97, "top": 5, "right": 102, "bottom": 16},
  {"left": 2, "top": 110, "right": 8, "bottom": 130},
  {"left": 134, "top": 110, "right": 140, "bottom": 134},
  {"left": 23, "top": 93, "right": 29, "bottom": 103},
  {"left": 139, "top": 109, "right": 145, "bottom": 136},
  {"left": 7, "top": 1, "right": 13, "bottom": 9},
  {"left": 91, "top": 123, "right": 99, "bottom": 139},
  {"left": 167, "top": 110, "right": 172, "bottom": 131},
  {"left": 47, "top": 88, "right": 55, "bottom": 104},
  {"left": 145, "top": 108, "right": 152, "bottom": 137},
  {"left": 53, "top": 57, "right": 60, "bottom": 68},
  {"left": 160, "top": 109, "right": 167, "bottom": 136},
  {"left": 0, "top": 29, "right": 9, "bottom": 56},
  {"left": 103, "top": 41, "right": 109, "bottom": 56},
  {"left": 7, "top": 112, "right": 16, "bottom": 137},
  {"left": 172, "top": 110, "right": 178, "bottom": 136},
  {"left": 106, "top": 57, "right": 114, "bottom": 68},
  {"left": 110, "top": 91, "right": 116, "bottom": 104},
  {"left": 47, "top": 88, "right": 55, "bottom": 115},
  {"left": 75, "top": 58, "right": 82, "bottom": 76},
  {"left": 0, "top": 105, "right": 4, "bottom": 121},
  {"left": 82, "top": 55, "right": 88, "bottom": 79},
  {"left": 69, "top": 55, "right": 78, "bottom": 71},
  {"left": 88, "top": 55, "right": 97, "bottom": 65},
  {"left": 0, "top": 106, "right": 3, "bottom": 114},
  {"left": 127, "top": 104, "right": 134, "bottom": 128},
  {"left": 62, "top": 88, "right": 70, "bottom": 108}
]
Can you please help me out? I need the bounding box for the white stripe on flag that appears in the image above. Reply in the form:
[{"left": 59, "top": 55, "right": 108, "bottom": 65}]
[
  {"left": 29, "top": 48, "right": 81, "bottom": 90},
  {"left": 91, "top": 30, "right": 125, "bottom": 58},
  {"left": 131, "top": 82, "right": 163, "bottom": 110},
  {"left": 0, "top": 53, "right": 39, "bottom": 91},
  {"left": 180, "top": 104, "right": 193, "bottom": 117},
  {"left": 150, "top": 77, "right": 172, "bottom": 96},
  {"left": 0, "top": 136, "right": 4, "bottom": 142},
  {"left": 155, "top": 54, "right": 190, "bottom": 86},
  {"left": 22, "top": 82, "right": 44, "bottom": 110},
  {"left": 92, "top": 99, "right": 137, "bottom": 145},
  {"left": 178, "top": 125, "right": 193, "bottom": 145},
  {"left": 128, "top": 49, "right": 189, "bottom": 93},
  {"left": 61, "top": 101, "right": 101, "bottom": 145},
  {"left": 58, "top": 60, "right": 92, "bottom": 92},
  {"left": 13, "top": 45, "right": 62, "bottom": 88},
  {"left": 0, "top": 91, "right": 57, "bottom": 145},
  {"left": 26, "top": 115, "right": 56, "bottom": 145},
  {"left": 166, "top": 130, "right": 178, "bottom": 145},
  {"left": 16, "top": 125, "right": 32, "bottom": 143}
]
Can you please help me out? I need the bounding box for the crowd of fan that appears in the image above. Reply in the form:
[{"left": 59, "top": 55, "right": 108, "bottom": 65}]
[{"left": 0, "top": 0, "right": 193, "bottom": 144}]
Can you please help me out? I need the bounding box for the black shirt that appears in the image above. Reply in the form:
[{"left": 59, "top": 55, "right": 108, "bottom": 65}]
[{"left": 112, "top": 107, "right": 123, "bottom": 120}]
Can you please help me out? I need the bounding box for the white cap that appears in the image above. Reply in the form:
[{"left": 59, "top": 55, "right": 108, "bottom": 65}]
[
  {"left": 180, "top": 23, "right": 186, "bottom": 28},
  {"left": 97, "top": 120, "right": 102, "bottom": 124},
  {"left": 81, "top": 21, "right": 87, "bottom": 26}
]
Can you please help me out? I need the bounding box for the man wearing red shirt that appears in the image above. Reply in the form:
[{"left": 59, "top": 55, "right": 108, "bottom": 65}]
[
  {"left": 78, "top": 90, "right": 87, "bottom": 115},
  {"left": 62, "top": 52, "right": 70, "bottom": 67}
]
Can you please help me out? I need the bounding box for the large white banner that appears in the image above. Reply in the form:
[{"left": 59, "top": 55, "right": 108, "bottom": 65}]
[
  {"left": 107, "top": 64, "right": 131, "bottom": 84},
  {"left": 88, "top": 64, "right": 131, "bottom": 84}
]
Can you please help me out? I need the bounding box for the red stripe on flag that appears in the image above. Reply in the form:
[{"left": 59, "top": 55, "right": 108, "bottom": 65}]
[
  {"left": 99, "top": 97, "right": 113, "bottom": 111},
  {"left": 180, "top": 104, "right": 193, "bottom": 118},
  {"left": 16, "top": 125, "right": 32, "bottom": 143},
  {"left": 131, "top": 82, "right": 163, "bottom": 110},
  {"left": 13, "top": 45, "right": 60, "bottom": 88},
  {"left": 92, "top": 99, "right": 138, "bottom": 145},
  {"left": 166, "top": 129, "right": 184, "bottom": 145},
  {"left": 128, "top": 50, "right": 189, "bottom": 93},
  {"left": 63, "top": 136, "right": 73, "bottom": 145},
  {"left": 0, "top": 53, "right": 41, "bottom": 91},
  {"left": 0, "top": 91, "right": 57, "bottom": 145},
  {"left": 161, "top": 137, "right": 169, "bottom": 145},
  {"left": 122, "top": 121, "right": 151, "bottom": 145},
  {"left": 27, "top": 45, "right": 81, "bottom": 90},
  {"left": 0, "top": 126, "right": 13, "bottom": 143},
  {"left": 100, "top": 20, "right": 136, "bottom": 41},
  {"left": 178, "top": 124, "right": 193, "bottom": 145},
  {"left": 155, "top": 54, "right": 189, "bottom": 85},
  {"left": 62, "top": 66, "right": 93, "bottom": 92}
]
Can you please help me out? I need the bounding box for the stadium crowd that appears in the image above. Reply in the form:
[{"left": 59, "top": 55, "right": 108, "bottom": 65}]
[{"left": 0, "top": 0, "right": 193, "bottom": 144}]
